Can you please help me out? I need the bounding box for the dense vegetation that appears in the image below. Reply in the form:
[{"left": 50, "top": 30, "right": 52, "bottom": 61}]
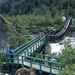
[
  {"left": 0, "top": 0, "right": 75, "bottom": 35},
  {"left": 0, "top": 0, "right": 75, "bottom": 49},
  {"left": 5, "top": 14, "right": 65, "bottom": 34},
  {"left": 0, "top": 0, "right": 75, "bottom": 17},
  {"left": 58, "top": 41, "right": 75, "bottom": 75}
]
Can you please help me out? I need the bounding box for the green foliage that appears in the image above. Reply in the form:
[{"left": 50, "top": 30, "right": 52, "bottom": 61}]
[
  {"left": 0, "top": 54, "right": 3, "bottom": 70},
  {"left": 4, "top": 13, "right": 64, "bottom": 34},
  {"left": 0, "top": 0, "right": 74, "bottom": 51},
  {"left": 30, "top": 67, "right": 36, "bottom": 75},
  {"left": 58, "top": 64, "right": 75, "bottom": 75},
  {"left": 58, "top": 41, "right": 75, "bottom": 75},
  {"left": 60, "top": 41, "right": 75, "bottom": 66},
  {"left": 6, "top": 34, "right": 32, "bottom": 49},
  {"left": 0, "top": 0, "right": 75, "bottom": 17},
  {"left": 45, "top": 44, "right": 51, "bottom": 55},
  {"left": 3, "top": 10, "right": 65, "bottom": 49},
  {"left": 35, "top": 54, "right": 43, "bottom": 59}
]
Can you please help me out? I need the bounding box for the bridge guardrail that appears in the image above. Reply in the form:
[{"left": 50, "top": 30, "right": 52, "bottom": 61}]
[
  {"left": 15, "top": 37, "right": 39, "bottom": 54},
  {"left": 6, "top": 54, "right": 62, "bottom": 74},
  {"left": 14, "top": 36, "right": 39, "bottom": 54},
  {"left": 6, "top": 35, "right": 62, "bottom": 74},
  {"left": 7, "top": 36, "right": 46, "bottom": 61},
  {"left": 23, "top": 36, "right": 46, "bottom": 56}
]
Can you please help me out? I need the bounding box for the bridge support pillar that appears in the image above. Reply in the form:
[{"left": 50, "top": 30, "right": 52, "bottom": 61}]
[
  {"left": 41, "top": 46, "right": 46, "bottom": 59},
  {"left": 42, "top": 48, "right": 45, "bottom": 59}
]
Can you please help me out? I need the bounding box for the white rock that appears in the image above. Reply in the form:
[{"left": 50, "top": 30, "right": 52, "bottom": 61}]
[
  {"left": 62, "top": 16, "right": 66, "bottom": 21},
  {"left": 49, "top": 37, "right": 75, "bottom": 55}
]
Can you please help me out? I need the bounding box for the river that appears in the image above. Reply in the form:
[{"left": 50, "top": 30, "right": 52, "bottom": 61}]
[{"left": 49, "top": 37, "right": 75, "bottom": 55}]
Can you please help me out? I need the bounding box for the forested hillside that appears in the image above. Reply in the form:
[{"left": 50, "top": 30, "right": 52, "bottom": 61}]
[
  {"left": 0, "top": 0, "right": 75, "bottom": 48},
  {"left": 1, "top": 0, "right": 75, "bottom": 34},
  {"left": 0, "top": 0, "right": 75, "bottom": 17}
]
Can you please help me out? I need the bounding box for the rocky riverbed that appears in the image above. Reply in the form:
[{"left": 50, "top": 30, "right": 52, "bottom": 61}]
[{"left": 50, "top": 36, "right": 75, "bottom": 55}]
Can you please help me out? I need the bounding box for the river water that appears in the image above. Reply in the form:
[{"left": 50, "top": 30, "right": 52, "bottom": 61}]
[{"left": 49, "top": 37, "right": 75, "bottom": 55}]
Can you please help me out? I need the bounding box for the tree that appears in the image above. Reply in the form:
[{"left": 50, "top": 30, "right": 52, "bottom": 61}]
[
  {"left": 45, "top": 44, "right": 51, "bottom": 55},
  {"left": 0, "top": 54, "right": 3, "bottom": 70},
  {"left": 58, "top": 41, "right": 75, "bottom": 75},
  {"left": 0, "top": 0, "right": 75, "bottom": 17}
]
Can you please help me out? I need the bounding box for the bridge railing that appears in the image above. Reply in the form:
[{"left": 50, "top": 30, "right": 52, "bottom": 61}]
[
  {"left": 30, "top": 53, "right": 61, "bottom": 61},
  {"left": 14, "top": 36, "right": 46, "bottom": 56},
  {"left": 6, "top": 54, "right": 62, "bottom": 74},
  {"left": 14, "top": 36, "right": 39, "bottom": 54},
  {"left": 23, "top": 36, "right": 46, "bottom": 56}
]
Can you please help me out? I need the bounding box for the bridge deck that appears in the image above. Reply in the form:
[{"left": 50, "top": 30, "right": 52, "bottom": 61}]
[
  {"left": 8, "top": 52, "right": 61, "bottom": 75},
  {"left": 15, "top": 59, "right": 59, "bottom": 74}
]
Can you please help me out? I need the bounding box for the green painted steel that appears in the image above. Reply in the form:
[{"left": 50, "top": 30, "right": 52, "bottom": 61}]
[
  {"left": 6, "top": 54, "right": 62, "bottom": 75},
  {"left": 6, "top": 35, "right": 62, "bottom": 75},
  {"left": 14, "top": 36, "right": 39, "bottom": 53},
  {"left": 23, "top": 36, "right": 46, "bottom": 56},
  {"left": 14, "top": 36, "right": 46, "bottom": 56}
]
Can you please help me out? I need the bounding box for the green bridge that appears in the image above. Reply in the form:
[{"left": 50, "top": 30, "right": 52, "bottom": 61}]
[
  {"left": 6, "top": 19, "right": 74, "bottom": 75},
  {"left": 6, "top": 35, "right": 62, "bottom": 75}
]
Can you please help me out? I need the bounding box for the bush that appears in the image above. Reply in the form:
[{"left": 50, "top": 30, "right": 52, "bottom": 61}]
[
  {"left": 58, "top": 64, "right": 75, "bottom": 75},
  {"left": 58, "top": 41, "right": 75, "bottom": 75}
]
